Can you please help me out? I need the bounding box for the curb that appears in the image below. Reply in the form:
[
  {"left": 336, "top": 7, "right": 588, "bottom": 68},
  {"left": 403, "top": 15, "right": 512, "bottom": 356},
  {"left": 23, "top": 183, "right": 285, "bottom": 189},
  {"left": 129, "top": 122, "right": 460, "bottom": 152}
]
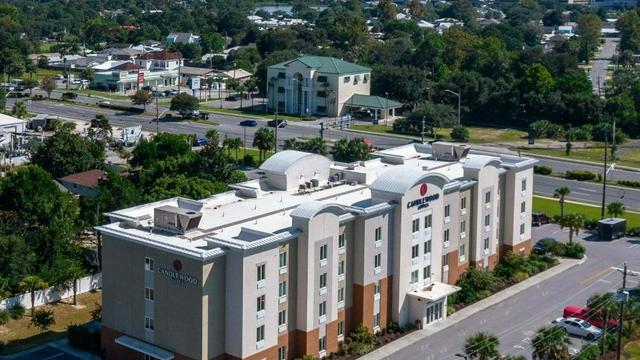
[
  {"left": 359, "top": 257, "right": 585, "bottom": 360},
  {"left": 520, "top": 151, "right": 640, "bottom": 173}
]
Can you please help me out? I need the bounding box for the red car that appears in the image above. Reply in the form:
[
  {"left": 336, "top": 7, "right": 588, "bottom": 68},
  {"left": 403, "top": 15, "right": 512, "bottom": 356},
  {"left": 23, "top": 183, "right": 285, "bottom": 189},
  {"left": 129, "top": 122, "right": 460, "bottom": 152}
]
[{"left": 563, "top": 306, "right": 618, "bottom": 330}]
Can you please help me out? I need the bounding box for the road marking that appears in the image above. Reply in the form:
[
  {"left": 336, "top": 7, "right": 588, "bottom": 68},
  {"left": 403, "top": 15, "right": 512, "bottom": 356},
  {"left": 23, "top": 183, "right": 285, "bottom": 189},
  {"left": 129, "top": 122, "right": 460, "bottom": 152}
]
[
  {"left": 579, "top": 267, "right": 612, "bottom": 285},
  {"left": 597, "top": 279, "right": 613, "bottom": 284},
  {"left": 629, "top": 244, "right": 639, "bottom": 249}
]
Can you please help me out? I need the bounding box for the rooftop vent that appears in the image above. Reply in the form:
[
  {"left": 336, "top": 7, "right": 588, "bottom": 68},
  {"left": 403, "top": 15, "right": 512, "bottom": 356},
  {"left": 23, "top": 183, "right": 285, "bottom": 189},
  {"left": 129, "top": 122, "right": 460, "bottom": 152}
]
[
  {"left": 431, "top": 142, "right": 471, "bottom": 161},
  {"left": 154, "top": 205, "right": 202, "bottom": 234}
]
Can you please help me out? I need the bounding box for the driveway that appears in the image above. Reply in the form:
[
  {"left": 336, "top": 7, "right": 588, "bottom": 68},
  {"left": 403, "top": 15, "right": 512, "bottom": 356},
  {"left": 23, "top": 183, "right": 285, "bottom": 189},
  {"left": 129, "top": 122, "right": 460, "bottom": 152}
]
[
  {"left": 591, "top": 38, "right": 618, "bottom": 95},
  {"left": 380, "top": 225, "right": 640, "bottom": 360}
]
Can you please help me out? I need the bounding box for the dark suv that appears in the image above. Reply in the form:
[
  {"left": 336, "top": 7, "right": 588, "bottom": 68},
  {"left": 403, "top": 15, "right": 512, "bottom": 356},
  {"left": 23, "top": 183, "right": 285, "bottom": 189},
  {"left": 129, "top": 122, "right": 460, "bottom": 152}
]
[
  {"left": 532, "top": 237, "right": 557, "bottom": 255},
  {"left": 532, "top": 212, "right": 550, "bottom": 226}
]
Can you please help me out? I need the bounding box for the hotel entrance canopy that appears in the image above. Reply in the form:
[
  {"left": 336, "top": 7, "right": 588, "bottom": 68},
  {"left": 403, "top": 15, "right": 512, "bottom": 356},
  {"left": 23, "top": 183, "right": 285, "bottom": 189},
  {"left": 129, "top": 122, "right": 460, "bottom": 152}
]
[
  {"left": 345, "top": 94, "right": 403, "bottom": 123},
  {"left": 115, "top": 336, "right": 175, "bottom": 360}
]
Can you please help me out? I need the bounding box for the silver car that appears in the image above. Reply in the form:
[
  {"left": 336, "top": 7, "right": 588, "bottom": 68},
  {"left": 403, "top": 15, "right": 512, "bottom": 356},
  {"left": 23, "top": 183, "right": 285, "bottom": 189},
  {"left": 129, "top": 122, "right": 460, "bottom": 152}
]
[{"left": 553, "top": 317, "right": 602, "bottom": 340}]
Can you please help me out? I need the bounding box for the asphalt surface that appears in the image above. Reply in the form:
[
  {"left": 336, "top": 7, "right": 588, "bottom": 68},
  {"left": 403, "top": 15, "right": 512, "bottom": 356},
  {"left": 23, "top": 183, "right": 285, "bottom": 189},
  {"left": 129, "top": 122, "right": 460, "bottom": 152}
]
[
  {"left": 385, "top": 224, "right": 640, "bottom": 360},
  {"left": 0, "top": 345, "right": 81, "bottom": 360},
  {"left": 591, "top": 38, "right": 618, "bottom": 95}
]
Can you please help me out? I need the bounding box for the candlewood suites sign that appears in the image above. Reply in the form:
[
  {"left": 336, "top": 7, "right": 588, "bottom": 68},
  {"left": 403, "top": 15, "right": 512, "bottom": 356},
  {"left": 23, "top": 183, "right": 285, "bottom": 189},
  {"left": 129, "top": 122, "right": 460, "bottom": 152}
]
[
  {"left": 157, "top": 261, "right": 199, "bottom": 285},
  {"left": 407, "top": 184, "right": 440, "bottom": 209}
]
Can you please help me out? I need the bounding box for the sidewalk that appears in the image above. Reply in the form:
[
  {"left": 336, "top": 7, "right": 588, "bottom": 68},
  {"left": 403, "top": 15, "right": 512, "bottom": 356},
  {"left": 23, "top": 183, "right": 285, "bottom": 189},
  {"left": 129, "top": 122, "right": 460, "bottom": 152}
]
[{"left": 360, "top": 256, "right": 585, "bottom": 360}]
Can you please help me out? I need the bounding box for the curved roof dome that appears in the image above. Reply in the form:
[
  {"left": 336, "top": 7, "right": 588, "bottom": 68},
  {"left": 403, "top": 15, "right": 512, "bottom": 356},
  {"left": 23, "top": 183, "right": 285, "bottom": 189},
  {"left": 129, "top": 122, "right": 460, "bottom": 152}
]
[
  {"left": 370, "top": 166, "right": 449, "bottom": 195},
  {"left": 260, "top": 150, "right": 330, "bottom": 175}
]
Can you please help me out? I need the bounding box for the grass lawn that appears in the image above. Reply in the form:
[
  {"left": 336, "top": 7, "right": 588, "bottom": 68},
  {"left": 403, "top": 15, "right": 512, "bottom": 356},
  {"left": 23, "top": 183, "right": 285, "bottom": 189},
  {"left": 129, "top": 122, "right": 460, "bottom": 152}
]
[
  {"left": 519, "top": 145, "right": 640, "bottom": 169},
  {"left": 200, "top": 106, "right": 306, "bottom": 122},
  {"left": 227, "top": 147, "right": 273, "bottom": 164},
  {"left": 533, "top": 195, "right": 640, "bottom": 228},
  {"left": 351, "top": 124, "right": 527, "bottom": 144},
  {"left": 0, "top": 290, "right": 101, "bottom": 355},
  {"left": 623, "top": 339, "right": 640, "bottom": 359},
  {"left": 72, "top": 89, "right": 132, "bottom": 101}
]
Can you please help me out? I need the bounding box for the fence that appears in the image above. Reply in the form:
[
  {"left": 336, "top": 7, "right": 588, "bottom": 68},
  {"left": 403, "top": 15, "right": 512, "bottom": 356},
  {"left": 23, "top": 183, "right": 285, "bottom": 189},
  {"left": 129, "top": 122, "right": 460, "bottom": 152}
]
[{"left": 0, "top": 273, "right": 102, "bottom": 311}]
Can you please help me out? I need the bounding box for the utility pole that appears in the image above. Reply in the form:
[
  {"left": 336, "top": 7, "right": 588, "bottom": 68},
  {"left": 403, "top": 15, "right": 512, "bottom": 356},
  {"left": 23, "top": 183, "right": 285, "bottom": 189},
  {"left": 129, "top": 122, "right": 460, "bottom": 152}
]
[
  {"left": 601, "top": 128, "right": 608, "bottom": 219},
  {"left": 612, "top": 118, "right": 617, "bottom": 161},
  {"left": 616, "top": 263, "right": 627, "bottom": 360},
  {"left": 421, "top": 116, "right": 426, "bottom": 143},
  {"left": 155, "top": 92, "right": 160, "bottom": 133},
  {"left": 319, "top": 122, "right": 324, "bottom": 141}
]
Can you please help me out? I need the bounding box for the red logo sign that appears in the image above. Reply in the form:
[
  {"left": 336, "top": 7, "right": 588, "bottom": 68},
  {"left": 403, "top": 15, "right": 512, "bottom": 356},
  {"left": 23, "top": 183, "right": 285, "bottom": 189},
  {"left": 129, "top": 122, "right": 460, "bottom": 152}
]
[
  {"left": 420, "top": 183, "right": 428, "bottom": 196},
  {"left": 173, "top": 260, "right": 182, "bottom": 271},
  {"left": 137, "top": 71, "right": 145, "bottom": 84}
]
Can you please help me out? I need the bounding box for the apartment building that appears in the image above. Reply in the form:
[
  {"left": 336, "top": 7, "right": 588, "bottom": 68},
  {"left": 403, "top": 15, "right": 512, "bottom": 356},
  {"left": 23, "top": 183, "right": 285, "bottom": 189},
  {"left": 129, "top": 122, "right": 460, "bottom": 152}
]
[
  {"left": 98, "top": 142, "right": 536, "bottom": 360},
  {"left": 265, "top": 56, "right": 401, "bottom": 119}
]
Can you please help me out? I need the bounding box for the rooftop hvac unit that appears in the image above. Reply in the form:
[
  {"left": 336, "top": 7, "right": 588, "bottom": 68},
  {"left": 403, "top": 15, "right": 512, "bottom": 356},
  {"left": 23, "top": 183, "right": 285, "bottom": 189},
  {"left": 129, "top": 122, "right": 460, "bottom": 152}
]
[
  {"left": 311, "top": 178, "right": 319, "bottom": 187},
  {"left": 154, "top": 205, "right": 202, "bottom": 234},
  {"left": 432, "top": 142, "right": 471, "bottom": 161}
]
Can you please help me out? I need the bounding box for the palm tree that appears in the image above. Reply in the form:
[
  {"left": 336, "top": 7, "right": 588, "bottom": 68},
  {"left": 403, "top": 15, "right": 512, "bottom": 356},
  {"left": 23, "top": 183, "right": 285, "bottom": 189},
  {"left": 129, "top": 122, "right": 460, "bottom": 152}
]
[
  {"left": 305, "top": 137, "right": 326, "bottom": 155},
  {"left": 606, "top": 201, "right": 625, "bottom": 218},
  {"left": 284, "top": 138, "right": 298, "bottom": 150},
  {"left": 587, "top": 292, "right": 618, "bottom": 355},
  {"left": 464, "top": 332, "right": 500, "bottom": 360},
  {"left": 237, "top": 83, "right": 247, "bottom": 109},
  {"left": 253, "top": 127, "right": 275, "bottom": 163},
  {"left": 553, "top": 187, "right": 571, "bottom": 218},
  {"left": 531, "top": 326, "right": 571, "bottom": 360},
  {"left": 557, "top": 213, "right": 585, "bottom": 244},
  {"left": 89, "top": 114, "right": 113, "bottom": 141},
  {"left": 19, "top": 275, "right": 48, "bottom": 316},
  {"left": 230, "top": 137, "right": 242, "bottom": 159},
  {"left": 65, "top": 263, "right": 85, "bottom": 306},
  {"left": 321, "top": 82, "right": 334, "bottom": 116}
]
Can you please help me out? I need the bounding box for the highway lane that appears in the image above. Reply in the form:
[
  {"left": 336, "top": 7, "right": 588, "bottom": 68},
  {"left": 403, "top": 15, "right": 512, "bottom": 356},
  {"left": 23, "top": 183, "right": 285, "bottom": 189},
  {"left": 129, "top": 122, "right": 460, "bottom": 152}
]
[{"left": 534, "top": 174, "right": 640, "bottom": 211}]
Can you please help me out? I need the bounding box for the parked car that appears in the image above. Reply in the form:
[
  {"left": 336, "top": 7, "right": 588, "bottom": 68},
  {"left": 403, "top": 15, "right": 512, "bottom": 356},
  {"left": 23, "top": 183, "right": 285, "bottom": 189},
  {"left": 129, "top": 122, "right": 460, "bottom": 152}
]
[
  {"left": 152, "top": 91, "right": 165, "bottom": 97},
  {"left": 267, "top": 119, "right": 287, "bottom": 128},
  {"left": 532, "top": 237, "right": 556, "bottom": 255},
  {"left": 225, "top": 94, "right": 239, "bottom": 101},
  {"left": 193, "top": 137, "right": 208, "bottom": 147},
  {"left": 563, "top": 306, "right": 618, "bottom": 331},
  {"left": 62, "top": 92, "right": 78, "bottom": 100},
  {"left": 97, "top": 100, "right": 111, "bottom": 106},
  {"left": 532, "top": 212, "right": 550, "bottom": 226},
  {"left": 55, "top": 74, "right": 64, "bottom": 80},
  {"left": 240, "top": 120, "right": 258, "bottom": 127},
  {"left": 553, "top": 317, "right": 602, "bottom": 340}
]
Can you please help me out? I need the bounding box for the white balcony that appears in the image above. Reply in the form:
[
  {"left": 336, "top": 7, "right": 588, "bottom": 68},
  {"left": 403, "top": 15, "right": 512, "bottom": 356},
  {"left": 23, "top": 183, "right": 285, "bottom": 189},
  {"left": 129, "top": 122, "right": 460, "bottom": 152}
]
[
  {"left": 485, "top": 226, "right": 491, "bottom": 233},
  {"left": 256, "top": 310, "right": 265, "bottom": 319},
  {"left": 443, "top": 241, "right": 450, "bottom": 249},
  {"left": 319, "top": 315, "right": 327, "bottom": 324},
  {"left": 278, "top": 324, "right": 287, "bottom": 333},
  {"left": 319, "top": 287, "right": 327, "bottom": 296},
  {"left": 460, "top": 232, "right": 466, "bottom": 239},
  {"left": 279, "top": 295, "right": 287, "bottom": 304},
  {"left": 338, "top": 273, "right": 345, "bottom": 282},
  {"left": 256, "top": 340, "right": 265, "bottom": 350},
  {"left": 338, "top": 247, "right": 345, "bottom": 255},
  {"left": 375, "top": 240, "right": 382, "bottom": 248},
  {"left": 279, "top": 267, "right": 287, "bottom": 275},
  {"left": 444, "top": 216, "right": 451, "bottom": 224},
  {"left": 257, "top": 280, "right": 265, "bottom": 289},
  {"left": 320, "top": 258, "right": 327, "bottom": 267},
  {"left": 374, "top": 266, "right": 382, "bottom": 275}
]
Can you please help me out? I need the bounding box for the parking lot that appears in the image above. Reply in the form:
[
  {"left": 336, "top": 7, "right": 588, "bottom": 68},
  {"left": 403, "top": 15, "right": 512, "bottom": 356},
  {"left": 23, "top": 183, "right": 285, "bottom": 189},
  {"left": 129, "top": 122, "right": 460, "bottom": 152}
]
[{"left": 2, "top": 345, "right": 81, "bottom": 360}]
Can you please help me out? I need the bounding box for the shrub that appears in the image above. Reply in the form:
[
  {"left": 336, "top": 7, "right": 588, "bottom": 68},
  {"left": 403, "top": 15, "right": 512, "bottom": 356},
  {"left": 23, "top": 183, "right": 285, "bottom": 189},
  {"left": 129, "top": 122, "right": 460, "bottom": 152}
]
[
  {"left": 534, "top": 165, "right": 552, "bottom": 175},
  {"left": 584, "top": 218, "right": 599, "bottom": 230},
  {"left": 627, "top": 227, "right": 640, "bottom": 237},
  {"left": 351, "top": 324, "right": 375, "bottom": 345},
  {"left": 565, "top": 170, "right": 596, "bottom": 181},
  {"left": 241, "top": 154, "right": 256, "bottom": 167},
  {"left": 574, "top": 344, "right": 600, "bottom": 360},
  {"left": 0, "top": 310, "right": 9, "bottom": 325},
  {"left": 618, "top": 180, "right": 640, "bottom": 188},
  {"left": 68, "top": 324, "right": 101, "bottom": 353},
  {"left": 450, "top": 125, "right": 469, "bottom": 142},
  {"left": 30, "top": 309, "right": 55, "bottom": 331},
  {"left": 564, "top": 242, "right": 586, "bottom": 259},
  {"left": 455, "top": 268, "right": 502, "bottom": 305},
  {"left": 528, "top": 120, "right": 552, "bottom": 138},
  {"left": 9, "top": 303, "right": 25, "bottom": 320}
]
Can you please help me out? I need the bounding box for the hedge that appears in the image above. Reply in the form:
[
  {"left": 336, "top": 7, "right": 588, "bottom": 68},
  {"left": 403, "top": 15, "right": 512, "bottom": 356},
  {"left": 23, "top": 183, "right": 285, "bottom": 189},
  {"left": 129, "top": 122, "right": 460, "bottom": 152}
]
[
  {"left": 98, "top": 103, "right": 144, "bottom": 114},
  {"left": 534, "top": 165, "right": 552, "bottom": 175},
  {"left": 618, "top": 180, "right": 640, "bottom": 188},
  {"left": 565, "top": 170, "right": 598, "bottom": 181}
]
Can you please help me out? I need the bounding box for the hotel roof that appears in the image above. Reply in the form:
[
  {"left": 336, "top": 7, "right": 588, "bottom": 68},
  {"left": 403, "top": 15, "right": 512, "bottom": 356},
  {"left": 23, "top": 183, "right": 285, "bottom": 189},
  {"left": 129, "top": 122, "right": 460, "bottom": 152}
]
[{"left": 270, "top": 56, "right": 371, "bottom": 75}]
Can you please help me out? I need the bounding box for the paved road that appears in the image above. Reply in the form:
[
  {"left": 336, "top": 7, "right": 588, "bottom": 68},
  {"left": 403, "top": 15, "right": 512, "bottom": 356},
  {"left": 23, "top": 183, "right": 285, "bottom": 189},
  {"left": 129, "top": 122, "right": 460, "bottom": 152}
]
[
  {"left": 535, "top": 174, "right": 640, "bottom": 211},
  {"left": 385, "top": 225, "right": 640, "bottom": 360},
  {"left": 591, "top": 38, "right": 618, "bottom": 95}
]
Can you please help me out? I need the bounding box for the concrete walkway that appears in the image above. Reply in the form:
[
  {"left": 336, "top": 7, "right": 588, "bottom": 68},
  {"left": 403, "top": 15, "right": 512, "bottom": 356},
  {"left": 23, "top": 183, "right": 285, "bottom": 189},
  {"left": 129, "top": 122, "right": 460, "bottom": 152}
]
[{"left": 360, "top": 256, "right": 585, "bottom": 360}]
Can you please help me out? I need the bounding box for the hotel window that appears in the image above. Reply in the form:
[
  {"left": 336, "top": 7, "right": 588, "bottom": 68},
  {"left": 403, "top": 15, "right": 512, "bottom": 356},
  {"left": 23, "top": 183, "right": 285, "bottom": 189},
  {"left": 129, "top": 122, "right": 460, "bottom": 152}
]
[
  {"left": 354, "top": 75, "right": 360, "bottom": 85},
  {"left": 444, "top": 205, "right": 450, "bottom": 217},
  {"left": 373, "top": 313, "right": 380, "bottom": 328},
  {"left": 339, "top": 233, "right": 346, "bottom": 248},
  {"left": 278, "top": 310, "right": 287, "bottom": 326},
  {"left": 144, "top": 287, "right": 154, "bottom": 301},
  {"left": 338, "top": 321, "right": 344, "bottom": 336},
  {"left": 319, "top": 273, "right": 327, "bottom": 289},
  {"left": 320, "top": 244, "right": 328, "bottom": 261},
  {"left": 484, "top": 215, "right": 491, "bottom": 227},
  {"left": 256, "top": 264, "right": 266, "bottom": 282},
  {"left": 319, "top": 336, "right": 327, "bottom": 352},
  {"left": 412, "top": 218, "right": 420, "bottom": 233},
  {"left": 343, "top": 76, "right": 350, "bottom": 83},
  {"left": 485, "top": 191, "right": 491, "bottom": 204},
  {"left": 411, "top": 244, "right": 419, "bottom": 259},
  {"left": 256, "top": 325, "right": 265, "bottom": 342},
  {"left": 338, "top": 287, "right": 344, "bottom": 302},
  {"left": 484, "top": 238, "right": 490, "bottom": 250},
  {"left": 144, "top": 257, "right": 154, "bottom": 271},
  {"left": 374, "top": 254, "right": 381, "bottom": 269},
  {"left": 442, "top": 254, "right": 449, "bottom": 267},
  {"left": 279, "top": 252, "right": 287, "bottom": 268},
  {"left": 461, "top": 197, "right": 467, "bottom": 210},
  {"left": 144, "top": 316, "right": 154, "bottom": 330},
  {"left": 319, "top": 301, "right": 327, "bottom": 317},
  {"left": 520, "top": 223, "right": 526, "bottom": 235},
  {"left": 338, "top": 260, "right": 345, "bottom": 276},
  {"left": 257, "top": 295, "right": 265, "bottom": 312},
  {"left": 279, "top": 281, "right": 287, "bottom": 297},
  {"left": 444, "top": 229, "right": 450, "bottom": 242},
  {"left": 278, "top": 72, "right": 285, "bottom": 79},
  {"left": 424, "top": 214, "right": 432, "bottom": 229},
  {"left": 522, "top": 179, "right": 527, "bottom": 191},
  {"left": 424, "top": 239, "right": 432, "bottom": 254},
  {"left": 279, "top": 346, "right": 287, "bottom": 360},
  {"left": 460, "top": 220, "right": 466, "bottom": 233},
  {"left": 363, "top": 74, "right": 369, "bottom": 83},
  {"left": 374, "top": 280, "right": 381, "bottom": 295},
  {"left": 423, "top": 265, "right": 431, "bottom": 280},
  {"left": 411, "top": 270, "right": 419, "bottom": 284},
  {"left": 460, "top": 244, "right": 465, "bottom": 257},
  {"left": 375, "top": 227, "right": 382, "bottom": 241},
  {"left": 317, "top": 75, "right": 328, "bottom": 83},
  {"left": 521, "top": 201, "right": 526, "bottom": 213}
]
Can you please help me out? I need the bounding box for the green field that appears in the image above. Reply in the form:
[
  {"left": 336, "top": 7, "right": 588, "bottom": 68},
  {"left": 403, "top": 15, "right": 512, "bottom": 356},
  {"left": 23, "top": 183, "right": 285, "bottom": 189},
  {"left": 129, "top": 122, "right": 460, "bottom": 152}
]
[
  {"left": 520, "top": 145, "right": 640, "bottom": 169},
  {"left": 351, "top": 124, "right": 527, "bottom": 144},
  {"left": 226, "top": 147, "right": 273, "bottom": 165},
  {"left": 533, "top": 195, "right": 640, "bottom": 228}
]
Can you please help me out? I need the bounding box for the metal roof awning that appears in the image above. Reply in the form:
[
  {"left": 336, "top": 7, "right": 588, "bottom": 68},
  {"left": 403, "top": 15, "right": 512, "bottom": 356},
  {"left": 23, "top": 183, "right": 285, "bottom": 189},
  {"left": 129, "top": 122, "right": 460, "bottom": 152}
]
[
  {"left": 407, "top": 282, "right": 461, "bottom": 302},
  {"left": 345, "top": 94, "right": 403, "bottom": 109},
  {"left": 115, "top": 336, "right": 175, "bottom": 360}
]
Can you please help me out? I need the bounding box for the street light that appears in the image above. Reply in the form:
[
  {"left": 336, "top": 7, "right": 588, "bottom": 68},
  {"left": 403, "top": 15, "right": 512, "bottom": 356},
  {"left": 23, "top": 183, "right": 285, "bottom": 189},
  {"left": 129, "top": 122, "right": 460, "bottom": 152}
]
[
  {"left": 385, "top": 91, "right": 389, "bottom": 125},
  {"left": 444, "top": 89, "right": 461, "bottom": 126}
]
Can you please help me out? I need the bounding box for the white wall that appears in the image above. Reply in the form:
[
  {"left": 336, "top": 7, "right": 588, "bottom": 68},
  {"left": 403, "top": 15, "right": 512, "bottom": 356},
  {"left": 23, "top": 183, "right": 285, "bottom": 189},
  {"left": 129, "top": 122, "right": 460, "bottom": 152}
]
[{"left": 0, "top": 273, "right": 102, "bottom": 311}]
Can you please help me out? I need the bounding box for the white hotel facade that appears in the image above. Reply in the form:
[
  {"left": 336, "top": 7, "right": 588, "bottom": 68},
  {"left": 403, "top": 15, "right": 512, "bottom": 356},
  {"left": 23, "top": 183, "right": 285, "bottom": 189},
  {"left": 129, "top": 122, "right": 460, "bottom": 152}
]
[{"left": 98, "top": 142, "right": 536, "bottom": 360}]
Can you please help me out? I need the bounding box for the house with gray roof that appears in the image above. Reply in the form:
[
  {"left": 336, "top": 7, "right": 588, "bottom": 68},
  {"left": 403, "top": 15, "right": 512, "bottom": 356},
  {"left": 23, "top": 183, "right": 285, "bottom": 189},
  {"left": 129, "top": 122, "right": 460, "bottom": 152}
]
[{"left": 266, "top": 56, "right": 401, "bottom": 120}]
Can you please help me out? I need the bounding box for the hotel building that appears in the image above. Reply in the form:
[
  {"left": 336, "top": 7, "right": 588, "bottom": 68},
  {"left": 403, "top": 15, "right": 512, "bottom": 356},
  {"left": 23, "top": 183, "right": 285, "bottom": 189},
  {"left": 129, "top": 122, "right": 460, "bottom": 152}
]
[{"left": 98, "top": 142, "right": 536, "bottom": 360}]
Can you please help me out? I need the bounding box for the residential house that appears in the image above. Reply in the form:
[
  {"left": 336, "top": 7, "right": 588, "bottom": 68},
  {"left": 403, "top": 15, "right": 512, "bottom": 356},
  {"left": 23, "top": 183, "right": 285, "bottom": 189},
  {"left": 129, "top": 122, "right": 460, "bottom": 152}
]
[{"left": 57, "top": 169, "right": 108, "bottom": 198}]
